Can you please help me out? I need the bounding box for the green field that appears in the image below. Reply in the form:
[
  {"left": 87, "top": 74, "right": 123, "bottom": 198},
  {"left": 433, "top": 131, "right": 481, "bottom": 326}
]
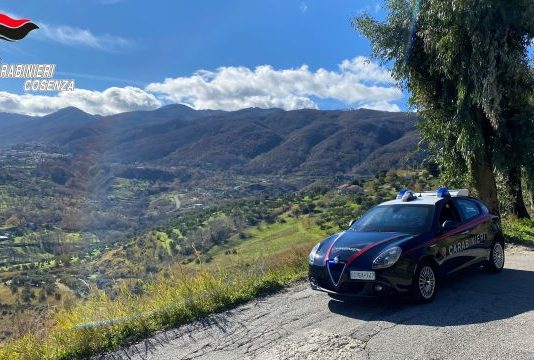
[{"left": 200, "top": 216, "right": 325, "bottom": 267}]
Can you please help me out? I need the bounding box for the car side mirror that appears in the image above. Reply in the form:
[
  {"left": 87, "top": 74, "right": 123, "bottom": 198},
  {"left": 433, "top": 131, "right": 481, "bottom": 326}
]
[
  {"left": 348, "top": 219, "right": 356, "bottom": 228},
  {"left": 442, "top": 220, "right": 459, "bottom": 231}
]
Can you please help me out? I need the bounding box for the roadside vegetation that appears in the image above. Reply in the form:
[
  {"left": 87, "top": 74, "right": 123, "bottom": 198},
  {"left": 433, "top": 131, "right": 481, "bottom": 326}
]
[
  {"left": 0, "top": 243, "right": 313, "bottom": 359},
  {"left": 502, "top": 218, "right": 534, "bottom": 247}
]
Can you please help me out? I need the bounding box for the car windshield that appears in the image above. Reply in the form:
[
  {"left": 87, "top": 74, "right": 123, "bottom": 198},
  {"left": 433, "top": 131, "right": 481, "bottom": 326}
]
[{"left": 350, "top": 204, "right": 434, "bottom": 234}]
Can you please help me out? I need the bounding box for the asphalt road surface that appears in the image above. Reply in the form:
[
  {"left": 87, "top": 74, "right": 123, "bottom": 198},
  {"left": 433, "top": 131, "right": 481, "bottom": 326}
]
[{"left": 102, "top": 246, "right": 534, "bottom": 360}]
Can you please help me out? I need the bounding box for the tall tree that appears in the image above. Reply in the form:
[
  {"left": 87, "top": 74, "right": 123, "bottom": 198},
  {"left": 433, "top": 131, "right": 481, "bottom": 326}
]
[
  {"left": 527, "top": 168, "right": 534, "bottom": 213},
  {"left": 496, "top": 71, "right": 533, "bottom": 218},
  {"left": 354, "top": 0, "right": 534, "bottom": 216}
]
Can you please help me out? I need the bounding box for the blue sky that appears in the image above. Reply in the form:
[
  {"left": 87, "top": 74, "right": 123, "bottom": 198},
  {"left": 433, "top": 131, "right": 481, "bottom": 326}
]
[{"left": 0, "top": 0, "right": 407, "bottom": 115}]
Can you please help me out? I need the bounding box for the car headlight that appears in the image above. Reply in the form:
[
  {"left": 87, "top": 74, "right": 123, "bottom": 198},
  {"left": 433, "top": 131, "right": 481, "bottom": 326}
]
[
  {"left": 309, "top": 243, "right": 320, "bottom": 265},
  {"left": 372, "top": 247, "right": 402, "bottom": 269}
]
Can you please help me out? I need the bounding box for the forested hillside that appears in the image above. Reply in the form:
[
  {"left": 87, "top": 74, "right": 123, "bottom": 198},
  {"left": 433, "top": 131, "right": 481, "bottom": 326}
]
[{"left": 0, "top": 106, "right": 420, "bottom": 176}]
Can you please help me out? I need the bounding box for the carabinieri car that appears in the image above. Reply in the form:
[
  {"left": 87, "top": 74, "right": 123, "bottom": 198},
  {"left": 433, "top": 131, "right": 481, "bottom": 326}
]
[{"left": 308, "top": 188, "right": 505, "bottom": 303}]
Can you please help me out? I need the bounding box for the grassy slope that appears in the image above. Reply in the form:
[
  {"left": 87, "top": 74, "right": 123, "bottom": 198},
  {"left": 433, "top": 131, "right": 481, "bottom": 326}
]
[
  {"left": 0, "top": 216, "right": 327, "bottom": 360},
  {"left": 200, "top": 216, "right": 324, "bottom": 267}
]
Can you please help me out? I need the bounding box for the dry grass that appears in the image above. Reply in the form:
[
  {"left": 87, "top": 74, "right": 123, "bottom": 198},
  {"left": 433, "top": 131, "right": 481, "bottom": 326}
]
[{"left": 0, "top": 243, "right": 313, "bottom": 360}]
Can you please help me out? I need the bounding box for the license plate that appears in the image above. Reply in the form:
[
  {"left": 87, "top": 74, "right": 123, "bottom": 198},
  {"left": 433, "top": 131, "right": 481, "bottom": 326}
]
[{"left": 350, "top": 271, "right": 376, "bottom": 281}]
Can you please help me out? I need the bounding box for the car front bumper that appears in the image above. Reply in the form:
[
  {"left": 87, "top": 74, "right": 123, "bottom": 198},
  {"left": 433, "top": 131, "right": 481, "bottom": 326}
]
[{"left": 308, "top": 262, "right": 413, "bottom": 297}]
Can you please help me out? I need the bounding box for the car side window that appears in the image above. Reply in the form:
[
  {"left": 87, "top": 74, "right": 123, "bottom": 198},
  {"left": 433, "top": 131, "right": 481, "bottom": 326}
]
[
  {"left": 455, "top": 199, "right": 481, "bottom": 221},
  {"left": 476, "top": 200, "right": 490, "bottom": 215},
  {"left": 438, "top": 200, "right": 461, "bottom": 225}
]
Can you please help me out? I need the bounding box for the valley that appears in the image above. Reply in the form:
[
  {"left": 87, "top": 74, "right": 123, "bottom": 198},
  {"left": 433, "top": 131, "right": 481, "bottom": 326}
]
[{"left": 0, "top": 105, "right": 426, "bottom": 347}]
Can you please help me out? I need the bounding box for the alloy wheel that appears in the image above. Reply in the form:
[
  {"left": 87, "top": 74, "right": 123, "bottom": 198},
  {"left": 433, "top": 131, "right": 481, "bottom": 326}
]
[
  {"left": 418, "top": 265, "right": 436, "bottom": 299},
  {"left": 493, "top": 242, "right": 504, "bottom": 269}
]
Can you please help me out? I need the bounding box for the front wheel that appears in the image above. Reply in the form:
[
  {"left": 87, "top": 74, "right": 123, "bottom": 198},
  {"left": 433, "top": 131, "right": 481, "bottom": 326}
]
[
  {"left": 485, "top": 241, "right": 505, "bottom": 273},
  {"left": 412, "top": 261, "right": 437, "bottom": 303}
]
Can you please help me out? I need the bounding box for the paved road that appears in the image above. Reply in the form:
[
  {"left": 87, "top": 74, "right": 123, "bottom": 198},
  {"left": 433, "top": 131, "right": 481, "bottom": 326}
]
[{"left": 103, "top": 247, "right": 534, "bottom": 360}]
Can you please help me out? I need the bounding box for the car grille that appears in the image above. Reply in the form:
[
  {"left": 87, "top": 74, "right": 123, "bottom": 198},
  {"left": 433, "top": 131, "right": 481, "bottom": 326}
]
[{"left": 327, "top": 262, "right": 345, "bottom": 285}]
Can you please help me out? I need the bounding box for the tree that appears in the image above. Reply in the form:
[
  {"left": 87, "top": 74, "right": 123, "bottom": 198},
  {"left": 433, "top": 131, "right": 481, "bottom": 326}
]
[
  {"left": 5, "top": 214, "right": 22, "bottom": 228},
  {"left": 354, "top": 0, "right": 534, "bottom": 216},
  {"left": 491, "top": 50, "right": 533, "bottom": 218},
  {"left": 20, "top": 286, "right": 34, "bottom": 303},
  {"left": 523, "top": 87, "right": 534, "bottom": 213},
  {"left": 525, "top": 154, "right": 534, "bottom": 213}
]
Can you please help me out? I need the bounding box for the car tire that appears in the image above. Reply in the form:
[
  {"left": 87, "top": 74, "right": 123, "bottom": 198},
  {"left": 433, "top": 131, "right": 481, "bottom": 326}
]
[
  {"left": 412, "top": 261, "right": 437, "bottom": 303},
  {"left": 485, "top": 241, "right": 505, "bottom": 273}
]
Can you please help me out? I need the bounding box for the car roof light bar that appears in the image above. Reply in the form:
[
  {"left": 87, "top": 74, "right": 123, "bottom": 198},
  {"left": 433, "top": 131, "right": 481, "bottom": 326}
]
[{"left": 418, "top": 188, "right": 470, "bottom": 197}]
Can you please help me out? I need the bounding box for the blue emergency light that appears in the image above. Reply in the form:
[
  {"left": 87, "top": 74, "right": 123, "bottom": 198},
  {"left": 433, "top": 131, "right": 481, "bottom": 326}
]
[
  {"left": 396, "top": 189, "right": 416, "bottom": 202},
  {"left": 436, "top": 188, "right": 451, "bottom": 198}
]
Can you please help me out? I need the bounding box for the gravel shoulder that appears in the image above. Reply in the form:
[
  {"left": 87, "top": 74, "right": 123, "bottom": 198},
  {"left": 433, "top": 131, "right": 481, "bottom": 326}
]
[{"left": 101, "top": 246, "right": 534, "bottom": 360}]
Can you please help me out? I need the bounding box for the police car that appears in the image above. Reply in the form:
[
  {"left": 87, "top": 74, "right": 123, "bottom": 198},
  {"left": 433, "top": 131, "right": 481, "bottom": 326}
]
[{"left": 308, "top": 188, "right": 505, "bottom": 303}]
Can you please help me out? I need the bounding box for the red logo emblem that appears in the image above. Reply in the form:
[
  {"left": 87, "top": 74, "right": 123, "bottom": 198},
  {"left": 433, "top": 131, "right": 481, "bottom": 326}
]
[{"left": 0, "top": 13, "right": 38, "bottom": 42}]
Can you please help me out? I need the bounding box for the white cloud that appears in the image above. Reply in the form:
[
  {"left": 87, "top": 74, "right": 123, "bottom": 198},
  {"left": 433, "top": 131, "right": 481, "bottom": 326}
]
[
  {"left": 0, "top": 87, "right": 161, "bottom": 116},
  {"left": 146, "top": 56, "right": 402, "bottom": 111},
  {"left": 35, "top": 23, "right": 131, "bottom": 51},
  {"left": 0, "top": 57, "right": 402, "bottom": 116},
  {"left": 300, "top": 2, "right": 308, "bottom": 13},
  {"left": 360, "top": 100, "right": 401, "bottom": 112}
]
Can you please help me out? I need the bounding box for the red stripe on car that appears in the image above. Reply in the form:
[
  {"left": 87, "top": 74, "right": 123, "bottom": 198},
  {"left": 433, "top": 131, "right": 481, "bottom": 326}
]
[
  {"left": 404, "top": 214, "right": 493, "bottom": 255},
  {"left": 323, "top": 232, "right": 345, "bottom": 265},
  {"left": 345, "top": 235, "right": 402, "bottom": 266}
]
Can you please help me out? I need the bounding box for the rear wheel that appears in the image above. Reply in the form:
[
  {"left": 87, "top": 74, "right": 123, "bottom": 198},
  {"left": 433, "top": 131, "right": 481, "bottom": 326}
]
[
  {"left": 485, "top": 241, "right": 505, "bottom": 273},
  {"left": 412, "top": 261, "right": 437, "bottom": 303}
]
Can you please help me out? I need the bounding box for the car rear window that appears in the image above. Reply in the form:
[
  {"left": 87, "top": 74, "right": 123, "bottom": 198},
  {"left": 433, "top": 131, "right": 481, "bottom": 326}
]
[{"left": 455, "top": 199, "right": 481, "bottom": 221}]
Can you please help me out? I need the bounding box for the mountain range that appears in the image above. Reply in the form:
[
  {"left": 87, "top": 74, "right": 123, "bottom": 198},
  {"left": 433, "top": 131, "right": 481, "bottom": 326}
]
[{"left": 0, "top": 105, "right": 420, "bottom": 177}]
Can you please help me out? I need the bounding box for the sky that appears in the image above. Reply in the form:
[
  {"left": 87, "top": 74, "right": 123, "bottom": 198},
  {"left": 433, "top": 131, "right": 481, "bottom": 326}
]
[{"left": 0, "top": 0, "right": 407, "bottom": 116}]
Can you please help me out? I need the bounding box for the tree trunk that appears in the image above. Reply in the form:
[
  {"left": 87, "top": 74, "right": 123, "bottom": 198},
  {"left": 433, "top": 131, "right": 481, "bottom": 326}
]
[
  {"left": 504, "top": 166, "right": 530, "bottom": 218},
  {"left": 471, "top": 156, "right": 500, "bottom": 217},
  {"left": 526, "top": 167, "right": 534, "bottom": 213}
]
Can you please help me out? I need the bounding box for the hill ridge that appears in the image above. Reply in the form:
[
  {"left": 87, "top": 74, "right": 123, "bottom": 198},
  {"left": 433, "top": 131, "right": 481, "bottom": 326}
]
[{"left": 0, "top": 106, "right": 420, "bottom": 176}]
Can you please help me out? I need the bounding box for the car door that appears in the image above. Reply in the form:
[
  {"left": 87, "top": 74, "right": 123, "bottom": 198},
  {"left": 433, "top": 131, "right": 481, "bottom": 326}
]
[
  {"left": 453, "top": 198, "right": 492, "bottom": 266},
  {"left": 434, "top": 199, "right": 471, "bottom": 275}
]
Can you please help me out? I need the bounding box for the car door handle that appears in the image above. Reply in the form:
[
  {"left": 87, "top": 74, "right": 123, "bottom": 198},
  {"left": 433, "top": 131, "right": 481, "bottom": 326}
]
[{"left": 461, "top": 230, "right": 470, "bottom": 235}]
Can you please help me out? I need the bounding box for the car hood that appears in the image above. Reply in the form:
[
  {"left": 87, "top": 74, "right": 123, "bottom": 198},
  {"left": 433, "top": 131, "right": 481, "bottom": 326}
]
[{"left": 325, "top": 231, "right": 415, "bottom": 262}]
